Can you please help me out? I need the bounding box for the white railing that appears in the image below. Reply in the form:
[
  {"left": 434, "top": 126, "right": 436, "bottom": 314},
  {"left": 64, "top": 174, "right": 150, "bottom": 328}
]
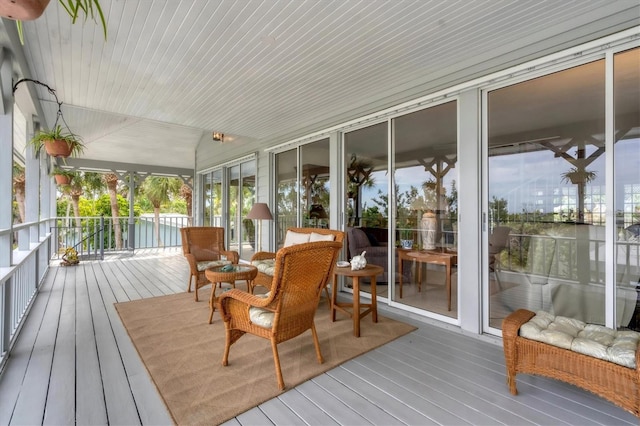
[
  {"left": 0, "top": 221, "right": 51, "bottom": 371},
  {"left": 51, "top": 215, "right": 192, "bottom": 259}
]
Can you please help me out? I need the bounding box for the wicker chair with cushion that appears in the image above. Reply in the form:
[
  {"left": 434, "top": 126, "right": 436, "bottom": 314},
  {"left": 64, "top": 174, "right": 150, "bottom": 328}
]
[
  {"left": 250, "top": 227, "right": 344, "bottom": 291},
  {"left": 180, "top": 227, "right": 239, "bottom": 301},
  {"left": 219, "top": 240, "right": 343, "bottom": 390}
]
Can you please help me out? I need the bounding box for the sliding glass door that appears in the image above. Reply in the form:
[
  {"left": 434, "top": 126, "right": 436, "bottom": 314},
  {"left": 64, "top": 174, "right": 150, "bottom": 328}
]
[
  {"left": 274, "top": 138, "right": 330, "bottom": 249},
  {"left": 487, "top": 47, "right": 640, "bottom": 331},
  {"left": 392, "top": 102, "right": 459, "bottom": 319}
]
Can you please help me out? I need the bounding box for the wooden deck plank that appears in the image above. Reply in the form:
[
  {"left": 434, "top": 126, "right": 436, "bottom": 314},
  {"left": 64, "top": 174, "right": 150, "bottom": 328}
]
[
  {"left": 326, "top": 366, "right": 437, "bottom": 425},
  {"left": 43, "top": 266, "right": 76, "bottom": 425},
  {"left": 254, "top": 397, "right": 306, "bottom": 425},
  {"left": 87, "top": 261, "right": 143, "bottom": 425},
  {"left": 118, "top": 258, "right": 172, "bottom": 297},
  {"left": 98, "top": 259, "right": 174, "bottom": 425},
  {"left": 277, "top": 388, "right": 340, "bottom": 425},
  {"left": 384, "top": 335, "right": 586, "bottom": 424},
  {"left": 74, "top": 264, "right": 109, "bottom": 425},
  {"left": 353, "top": 351, "right": 508, "bottom": 425},
  {"left": 340, "top": 360, "right": 474, "bottom": 425},
  {"left": 100, "top": 260, "right": 145, "bottom": 301},
  {"left": 310, "top": 374, "right": 404, "bottom": 425},
  {"left": 10, "top": 266, "right": 66, "bottom": 425},
  {"left": 0, "top": 268, "right": 58, "bottom": 425},
  {"left": 295, "top": 380, "right": 372, "bottom": 425}
]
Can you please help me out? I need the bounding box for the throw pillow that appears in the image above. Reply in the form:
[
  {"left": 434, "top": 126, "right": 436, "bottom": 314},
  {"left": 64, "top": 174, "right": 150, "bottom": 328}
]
[
  {"left": 284, "top": 230, "right": 310, "bottom": 247},
  {"left": 309, "top": 232, "right": 335, "bottom": 242}
]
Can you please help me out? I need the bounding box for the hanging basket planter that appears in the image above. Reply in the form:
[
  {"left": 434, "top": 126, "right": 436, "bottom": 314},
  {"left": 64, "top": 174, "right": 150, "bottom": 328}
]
[
  {"left": 44, "top": 138, "right": 74, "bottom": 158},
  {"left": 53, "top": 174, "right": 72, "bottom": 185},
  {"left": 0, "top": 0, "right": 50, "bottom": 21},
  {"left": 28, "top": 125, "right": 85, "bottom": 159}
]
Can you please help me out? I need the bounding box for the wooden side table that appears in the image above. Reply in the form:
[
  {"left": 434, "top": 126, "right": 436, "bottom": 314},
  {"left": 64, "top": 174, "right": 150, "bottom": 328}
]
[
  {"left": 205, "top": 264, "right": 257, "bottom": 324},
  {"left": 331, "top": 264, "right": 384, "bottom": 337},
  {"left": 398, "top": 249, "right": 456, "bottom": 311}
]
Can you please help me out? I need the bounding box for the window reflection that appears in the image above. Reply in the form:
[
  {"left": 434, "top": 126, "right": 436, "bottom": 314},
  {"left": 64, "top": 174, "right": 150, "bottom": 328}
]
[
  {"left": 392, "top": 102, "right": 458, "bottom": 318},
  {"left": 615, "top": 48, "right": 640, "bottom": 330},
  {"left": 487, "top": 59, "right": 618, "bottom": 329}
]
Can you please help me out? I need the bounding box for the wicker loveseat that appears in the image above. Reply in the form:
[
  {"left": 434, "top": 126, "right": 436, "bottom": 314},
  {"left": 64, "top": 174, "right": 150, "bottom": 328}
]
[
  {"left": 502, "top": 309, "right": 640, "bottom": 417},
  {"left": 250, "top": 227, "right": 345, "bottom": 291}
]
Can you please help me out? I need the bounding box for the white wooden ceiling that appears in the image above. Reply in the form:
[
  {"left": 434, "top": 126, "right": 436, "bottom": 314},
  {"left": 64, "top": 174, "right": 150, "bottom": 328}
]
[{"left": 3, "top": 0, "right": 639, "bottom": 171}]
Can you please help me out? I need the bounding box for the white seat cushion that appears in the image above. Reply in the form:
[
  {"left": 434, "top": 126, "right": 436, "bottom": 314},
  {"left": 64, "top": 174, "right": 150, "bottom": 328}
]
[
  {"left": 520, "top": 310, "right": 640, "bottom": 368},
  {"left": 251, "top": 259, "right": 275, "bottom": 276},
  {"left": 249, "top": 293, "right": 273, "bottom": 328}
]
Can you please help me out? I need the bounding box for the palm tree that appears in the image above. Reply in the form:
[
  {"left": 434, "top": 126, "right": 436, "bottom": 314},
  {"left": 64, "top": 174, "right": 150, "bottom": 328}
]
[
  {"left": 13, "top": 163, "right": 25, "bottom": 223},
  {"left": 142, "top": 176, "right": 181, "bottom": 247},
  {"left": 180, "top": 180, "right": 193, "bottom": 225},
  {"left": 103, "top": 173, "right": 122, "bottom": 249}
]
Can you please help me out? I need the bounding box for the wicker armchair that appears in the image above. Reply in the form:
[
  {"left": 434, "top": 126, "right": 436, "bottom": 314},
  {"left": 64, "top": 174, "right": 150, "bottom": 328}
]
[
  {"left": 180, "top": 227, "right": 239, "bottom": 301},
  {"left": 219, "top": 240, "right": 343, "bottom": 390},
  {"left": 250, "top": 227, "right": 345, "bottom": 291}
]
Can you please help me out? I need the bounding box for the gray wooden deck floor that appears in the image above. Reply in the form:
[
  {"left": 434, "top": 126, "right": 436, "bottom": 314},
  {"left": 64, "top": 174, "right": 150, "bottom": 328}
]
[{"left": 0, "top": 249, "right": 636, "bottom": 425}]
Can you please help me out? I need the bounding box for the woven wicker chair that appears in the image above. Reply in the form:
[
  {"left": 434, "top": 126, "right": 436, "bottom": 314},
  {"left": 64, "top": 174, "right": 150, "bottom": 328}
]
[
  {"left": 219, "top": 240, "right": 343, "bottom": 390},
  {"left": 250, "top": 227, "right": 345, "bottom": 291},
  {"left": 180, "top": 227, "right": 239, "bottom": 301}
]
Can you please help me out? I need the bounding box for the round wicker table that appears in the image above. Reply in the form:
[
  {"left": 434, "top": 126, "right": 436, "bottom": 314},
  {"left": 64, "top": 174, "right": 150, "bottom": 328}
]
[{"left": 205, "top": 264, "right": 258, "bottom": 324}]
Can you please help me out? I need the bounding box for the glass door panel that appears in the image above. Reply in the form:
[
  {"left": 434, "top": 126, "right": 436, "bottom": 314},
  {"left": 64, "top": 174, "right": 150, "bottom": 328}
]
[
  {"left": 204, "top": 169, "right": 223, "bottom": 227},
  {"left": 301, "top": 139, "right": 330, "bottom": 228},
  {"left": 615, "top": 47, "right": 640, "bottom": 330},
  {"left": 487, "top": 60, "right": 607, "bottom": 329},
  {"left": 239, "top": 161, "right": 256, "bottom": 260},
  {"left": 392, "top": 102, "right": 458, "bottom": 318},
  {"left": 344, "top": 122, "right": 388, "bottom": 298},
  {"left": 276, "top": 149, "right": 298, "bottom": 248},
  {"left": 228, "top": 165, "right": 240, "bottom": 254}
]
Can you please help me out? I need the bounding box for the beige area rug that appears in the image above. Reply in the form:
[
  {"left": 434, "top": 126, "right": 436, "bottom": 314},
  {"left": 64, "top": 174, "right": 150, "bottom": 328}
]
[{"left": 115, "top": 288, "right": 416, "bottom": 425}]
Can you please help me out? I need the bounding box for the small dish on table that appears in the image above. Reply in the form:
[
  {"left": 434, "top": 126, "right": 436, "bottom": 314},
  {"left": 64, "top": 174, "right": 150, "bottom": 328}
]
[{"left": 336, "top": 261, "right": 350, "bottom": 268}]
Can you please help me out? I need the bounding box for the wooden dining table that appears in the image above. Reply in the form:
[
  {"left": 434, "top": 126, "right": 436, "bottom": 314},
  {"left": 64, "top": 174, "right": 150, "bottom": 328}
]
[{"left": 397, "top": 248, "right": 457, "bottom": 311}]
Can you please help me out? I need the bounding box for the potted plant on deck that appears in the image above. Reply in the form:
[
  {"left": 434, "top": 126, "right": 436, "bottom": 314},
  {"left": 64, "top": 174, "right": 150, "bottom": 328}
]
[
  {"left": 52, "top": 167, "right": 75, "bottom": 185},
  {"left": 29, "top": 125, "right": 85, "bottom": 159}
]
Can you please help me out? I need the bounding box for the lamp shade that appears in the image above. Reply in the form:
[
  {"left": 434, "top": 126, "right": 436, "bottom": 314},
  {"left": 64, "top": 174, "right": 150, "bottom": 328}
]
[{"left": 246, "top": 203, "right": 273, "bottom": 220}]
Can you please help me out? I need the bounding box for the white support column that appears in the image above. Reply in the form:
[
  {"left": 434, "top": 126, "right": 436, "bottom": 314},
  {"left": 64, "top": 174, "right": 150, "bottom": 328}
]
[
  {"left": 128, "top": 172, "right": 135, "bottom": 250},
  {"left": 0, "top": 48, "right": 14, "bottom": 267},
  {"left": 458, "top": 88, "right": 482, "bottom": 334},
  {"left": 39, "top": 141, "right": 51, "bottom": 239},
  {"left": 25, "top": 119, "right": 40, "bottom": 245}
]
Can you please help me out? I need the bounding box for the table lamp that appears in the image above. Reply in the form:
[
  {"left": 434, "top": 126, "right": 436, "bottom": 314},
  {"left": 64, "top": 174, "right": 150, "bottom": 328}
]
[
  {"left": 309, "top": 203, "right": 328, "bottom": 227},
  {"left": 246, "top": 203, "right": 273, "bottom": 252}
]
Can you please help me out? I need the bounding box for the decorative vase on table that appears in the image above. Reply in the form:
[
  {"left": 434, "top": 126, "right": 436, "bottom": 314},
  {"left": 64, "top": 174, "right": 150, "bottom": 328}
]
[{"left": 420, "top": 211, "right": 437, "bottom": 250}]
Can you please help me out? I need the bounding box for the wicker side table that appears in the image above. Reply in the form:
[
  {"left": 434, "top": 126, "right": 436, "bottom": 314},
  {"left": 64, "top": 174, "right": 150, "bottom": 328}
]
[{"left": 205, "top": 264, "right": 257, "bottom": 324}]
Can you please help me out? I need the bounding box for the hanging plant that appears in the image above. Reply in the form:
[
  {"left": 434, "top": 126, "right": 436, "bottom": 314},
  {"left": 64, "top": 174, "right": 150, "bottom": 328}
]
[
  {"left": 561, "top": 167, "right": 597, "bottom": 185},
  {"left": 52, "top": 167, "right": 75, "bottom": 185},
  {"left": 29, "top": 125, "right": 85, "bottom": 158},
  {"left": 1, "top": 0, "right": 107, "bottom": 44}
]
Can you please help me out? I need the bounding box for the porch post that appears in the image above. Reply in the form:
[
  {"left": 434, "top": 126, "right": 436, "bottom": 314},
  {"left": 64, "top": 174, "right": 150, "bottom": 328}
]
[
  {"left": 0, "top": 48, "right": 13, "bottom": 267},
  {"left": 25, "top": 119, "right": 40, "bottom": 247},
  {"left": 128, "top": 172, "right": 135, "bottom": 250}
]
